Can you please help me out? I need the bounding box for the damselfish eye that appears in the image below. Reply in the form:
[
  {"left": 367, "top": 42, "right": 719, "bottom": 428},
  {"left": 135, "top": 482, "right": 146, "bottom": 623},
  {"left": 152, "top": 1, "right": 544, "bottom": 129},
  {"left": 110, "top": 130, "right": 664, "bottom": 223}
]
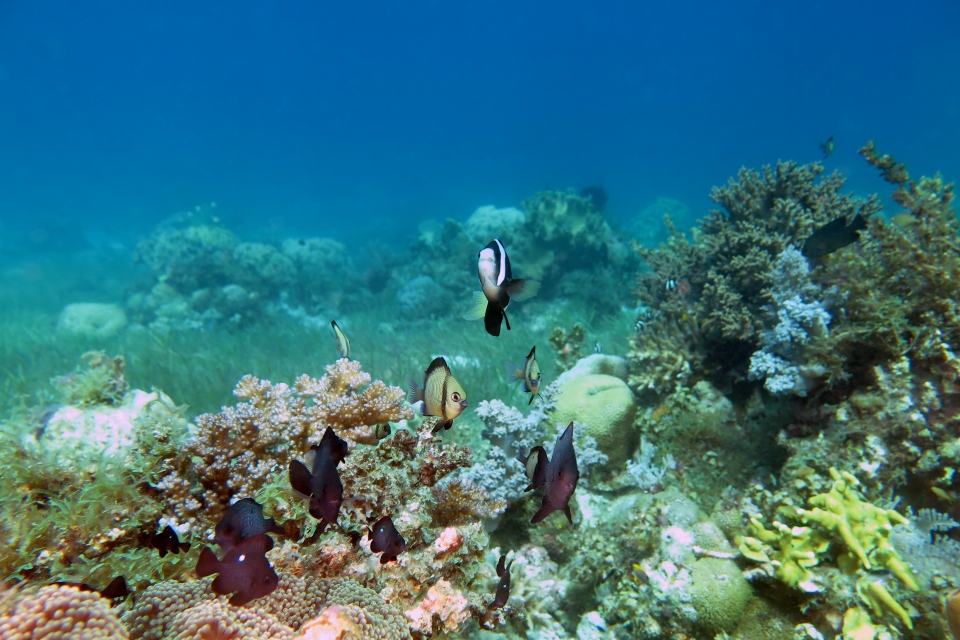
[{"left": 451, "top": 392, "right": 461, "bottom": 402}]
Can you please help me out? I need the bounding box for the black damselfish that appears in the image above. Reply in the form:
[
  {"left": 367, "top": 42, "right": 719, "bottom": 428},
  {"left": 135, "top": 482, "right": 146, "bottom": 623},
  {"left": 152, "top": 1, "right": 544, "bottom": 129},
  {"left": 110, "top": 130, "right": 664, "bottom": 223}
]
[
  {"left": 150, "top": 525, "right": 190, "bottom": 558},
  {"left": 531, "top": 423, "right": 580, "bottom": 525},
  {"left": 214, "top": 497, "right": 284, "bottom": 553},
  {"left": 196, "top": 534, "right": 279, "bottom": 606},
  {"left": 489, "top": 553, "right": 513, "bottom": 610},
  {"left": 369, "top": 515, "right": 406, "bottom": 564},
  {"left": 464, "top": 239, "right": 540, "bottom": 336},
  {"left": 802, "top": 213, "right": 867, "bottom": 258},
  {"left": 289, "top": 427, "right": 349, "bottom": 533}
]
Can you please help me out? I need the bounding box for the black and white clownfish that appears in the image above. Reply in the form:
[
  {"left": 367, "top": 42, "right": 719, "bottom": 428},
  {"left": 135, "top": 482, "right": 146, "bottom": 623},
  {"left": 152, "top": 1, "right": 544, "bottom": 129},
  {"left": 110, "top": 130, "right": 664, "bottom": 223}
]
[{"left": 463, "top": 239, "right": 541, "bottom": 337}]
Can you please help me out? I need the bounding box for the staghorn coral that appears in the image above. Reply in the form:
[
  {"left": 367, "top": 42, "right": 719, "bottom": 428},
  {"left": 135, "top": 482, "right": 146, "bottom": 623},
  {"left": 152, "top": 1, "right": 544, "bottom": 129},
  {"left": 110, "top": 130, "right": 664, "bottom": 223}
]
[
  {"left": 0, "top": 584, "right": 129, "bottom": 640},
  {"left": 187, "top": 359, "right": 412, "bottom": 527}
]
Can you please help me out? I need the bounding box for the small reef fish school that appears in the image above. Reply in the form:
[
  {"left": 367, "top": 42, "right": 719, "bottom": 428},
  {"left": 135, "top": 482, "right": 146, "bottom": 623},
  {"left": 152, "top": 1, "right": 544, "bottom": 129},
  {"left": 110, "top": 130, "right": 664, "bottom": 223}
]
[{"left": 175, "top": 237, "right": 575, "bottom": 612}]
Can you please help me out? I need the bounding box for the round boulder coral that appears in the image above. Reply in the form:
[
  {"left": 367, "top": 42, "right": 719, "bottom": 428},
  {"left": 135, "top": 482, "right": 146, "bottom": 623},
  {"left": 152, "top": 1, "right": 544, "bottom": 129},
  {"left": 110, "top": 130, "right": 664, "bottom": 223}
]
[
  {"left": 689, "top": 557, "right": 752, "bottom": 633},
  {"left": 57, "top": 302, "right": 128, "bottom": 338},
  {"left": 550, "top": 374, "right": 638, "bottom": 468}
]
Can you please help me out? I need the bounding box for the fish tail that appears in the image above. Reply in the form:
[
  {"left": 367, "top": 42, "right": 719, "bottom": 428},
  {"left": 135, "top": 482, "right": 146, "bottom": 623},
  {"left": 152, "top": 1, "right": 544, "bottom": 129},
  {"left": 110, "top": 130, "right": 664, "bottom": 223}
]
[
  {"left": 462, "top": 291, "right": 488, "bottom": 321},
  {"left": 483, "top": 304, "right": 504, "bottom": 336}
]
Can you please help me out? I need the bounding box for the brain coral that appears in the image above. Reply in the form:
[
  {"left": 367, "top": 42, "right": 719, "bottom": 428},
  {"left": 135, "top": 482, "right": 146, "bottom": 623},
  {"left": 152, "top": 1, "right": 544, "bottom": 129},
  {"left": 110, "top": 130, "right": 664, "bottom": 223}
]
[
  {"left": 550, "top": 374, "right": 639, "bottom": 468},
  {"left": 0, "top": 584, "right": 128, "bottom": 640},
  {"left": 689, "top": 557, "right": 752, "bottom": 633}
]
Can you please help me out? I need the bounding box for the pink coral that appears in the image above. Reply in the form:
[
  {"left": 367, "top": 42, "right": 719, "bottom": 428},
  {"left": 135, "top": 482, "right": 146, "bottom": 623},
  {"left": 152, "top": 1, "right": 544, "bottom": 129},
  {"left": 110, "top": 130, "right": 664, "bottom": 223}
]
[{"left": 403, "top": 579, "right": 470, "bottom": 635}]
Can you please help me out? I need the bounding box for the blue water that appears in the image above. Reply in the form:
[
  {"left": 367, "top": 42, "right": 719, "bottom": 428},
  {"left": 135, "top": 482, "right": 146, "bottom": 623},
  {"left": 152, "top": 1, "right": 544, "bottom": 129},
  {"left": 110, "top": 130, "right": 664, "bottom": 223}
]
[{"left": 1, "top": 0, "right": 958, "bottom": 249}]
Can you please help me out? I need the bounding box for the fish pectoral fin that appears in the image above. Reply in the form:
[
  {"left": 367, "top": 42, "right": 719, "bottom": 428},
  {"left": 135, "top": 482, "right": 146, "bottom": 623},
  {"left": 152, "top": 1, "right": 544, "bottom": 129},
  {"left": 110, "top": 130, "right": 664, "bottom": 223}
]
[
  {"left": 504, "top": 362, "right": 523, "bottom": 384},
  {"left": 462, "top": 291, "right": 488, "bottom": 321},
  {"left": 505, "top": 278, "right": 541, "bottom": 302}
]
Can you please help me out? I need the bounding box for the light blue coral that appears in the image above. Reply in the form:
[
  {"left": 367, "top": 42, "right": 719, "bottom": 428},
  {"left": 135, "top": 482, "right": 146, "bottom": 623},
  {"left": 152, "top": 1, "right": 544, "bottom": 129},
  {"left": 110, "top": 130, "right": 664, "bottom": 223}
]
[{"left": 749, "top": 247, "right": 831, "bottom": 395}]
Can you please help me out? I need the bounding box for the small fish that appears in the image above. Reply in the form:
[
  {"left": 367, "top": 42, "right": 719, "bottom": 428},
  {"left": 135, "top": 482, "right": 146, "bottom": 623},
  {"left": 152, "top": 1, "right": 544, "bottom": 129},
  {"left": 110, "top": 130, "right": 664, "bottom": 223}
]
[
  {"left": 214, "top": 498, "right": 284, "bottom": 553},
  {"left": 505, "top": 346, "right": 542, "bottom": 405},
  {"left": 594, "top": 342, "right": 602, "bottom": 354},
  {"left": 891, "top": 211, "right": 918, "bottom": 227},
  {"left": 56, "top": 576, "right": 129, "bottom": 603},
  {"left": 150, "top": 525, "right": 190, "bottom": 558},
  {"left": 97, "top": 575, "right": 130, "bottom": 601},
  {"left": 820, "top": 135, "right": 834, "bottom": 158},
  {"left": 408, "top": 357, "right": 468, "bottom": 432},
  {"left": 489, "top": 554, "right": 514, "bottom": 609},
  {"left": 802, "top": 212, "right": 868, "bottom": 258},
  {"left": 531, "top": 422, "right": 580, "bottom": 525},
  {"left": 195, "top": 534, "right": 279, "bottom": 606},
  {"left": 665, "top": 279, "right": 677, "bottom": 292},
  {"left": 369, "top": 515, "right": 406, "bottom": 564},
  {"left": 518, "top": 446, "right": 548, "bottom": 492},
  {"left": 463, "top": 239, "right": 541, "bottom": 337},
  {"left": 580, "top": 184, "right": 608, "bottom": 211},
  {"left": 331, "top": 320, "right": 350, "bottom": 359},
  {"left": 289, "top": 427, "right": 349, "bottom": 533},
  {"left": 373, "top": 422, "right": 392, "bottom": 440}
]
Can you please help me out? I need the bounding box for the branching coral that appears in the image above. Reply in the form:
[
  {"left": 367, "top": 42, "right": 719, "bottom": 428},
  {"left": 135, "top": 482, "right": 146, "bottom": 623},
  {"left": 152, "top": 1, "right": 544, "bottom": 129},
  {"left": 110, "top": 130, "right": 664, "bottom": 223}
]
[
  {"left": 629, "top": 161, "right": 880, "bottom": 398},
  {"left": 807, "top": 143, "right": 960, "bottom": 390},
  {"left": 187, "top": 359, "right": 412, "bottom": 526}
]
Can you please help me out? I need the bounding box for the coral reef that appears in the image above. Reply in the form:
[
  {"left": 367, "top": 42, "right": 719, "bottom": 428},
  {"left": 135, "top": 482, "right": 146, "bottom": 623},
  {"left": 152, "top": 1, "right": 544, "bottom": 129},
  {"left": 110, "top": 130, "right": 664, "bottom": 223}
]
[
  {"left": 628, "top": 161, "right": 881, "bottom": 398},
  {"left": 129, "top": 213, "right": 365, "bottom": 330}
]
